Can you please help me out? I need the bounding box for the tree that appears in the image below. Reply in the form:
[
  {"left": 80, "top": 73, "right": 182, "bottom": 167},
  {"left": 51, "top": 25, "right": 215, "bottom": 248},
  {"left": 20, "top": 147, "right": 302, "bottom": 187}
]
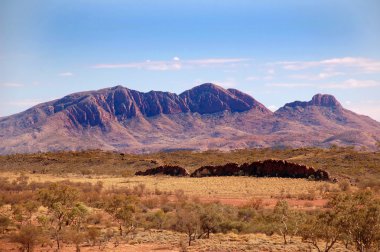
[
  {"left": 302, "top": 190, "right": 380, "bottom": 252},
  {"left": 333, "top": 190, "right": 380, "bottom": 252},
  {"left": 38, "top": 183, "right": 80, "bottom": 250},
  {"left": 63, "top": 228, "right": 86, "bottom": 252},
  {"left": 104, "top": 194, "right": 138, "bottom": 238},
  {"left": 69, "top": 202, "right": 89, "bottom": 232},
  {"left": 173, "top": 204, "right": 201, "bottom": 246},
  {"left": 87, "top": 226, "right": 102, "bottom": 246},
  {"left": 146, "top": 209, "right": 166, "bottom": 229},
  {"left": 11, "top": 200, "right": 40, "bottom": 225},
  {"left": 301, "top": 210, "right": 342, "bottom": 252},
  {"left": 273, "top": 200, "right": 304, "bottom": 245},
  {"left": 63, "top": 203, "right": 89, "bottom": 252},
  {"left": 11, "top": 224, "right": 44, "bottom": 252},
  {"left": 199, "top": 203, "right": 223, "bottom": 238}
]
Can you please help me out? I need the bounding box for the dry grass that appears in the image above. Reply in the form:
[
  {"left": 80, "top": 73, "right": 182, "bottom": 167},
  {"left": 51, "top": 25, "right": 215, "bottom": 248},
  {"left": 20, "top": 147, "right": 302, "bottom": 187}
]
[
  {"left": 0, "top": 172, "right": 336, "bottom": 200},
  {"left": 0, "top": 147, "right": 379, "bottom": 187}
]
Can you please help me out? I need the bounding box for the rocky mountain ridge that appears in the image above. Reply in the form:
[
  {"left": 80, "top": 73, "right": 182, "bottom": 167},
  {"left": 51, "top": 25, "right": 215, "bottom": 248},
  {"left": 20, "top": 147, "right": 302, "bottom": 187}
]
[{"left": 0, "top": 83, "right": 379, "bottom": 154}]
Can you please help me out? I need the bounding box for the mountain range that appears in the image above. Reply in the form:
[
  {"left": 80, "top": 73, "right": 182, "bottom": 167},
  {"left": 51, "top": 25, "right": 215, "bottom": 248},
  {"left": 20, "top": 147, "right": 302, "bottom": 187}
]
[{"left": 0, "top": 83, "right": 379, "bottom": 154}]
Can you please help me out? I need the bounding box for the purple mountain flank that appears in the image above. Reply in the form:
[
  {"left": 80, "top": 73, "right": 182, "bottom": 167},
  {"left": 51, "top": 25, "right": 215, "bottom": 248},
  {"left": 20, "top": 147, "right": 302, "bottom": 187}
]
[
  {"left": 0, "top": 83, "right": 379, "bottom": 154},
  {"left": 33, "top": 83, "right": 270, "bottom": 128}
]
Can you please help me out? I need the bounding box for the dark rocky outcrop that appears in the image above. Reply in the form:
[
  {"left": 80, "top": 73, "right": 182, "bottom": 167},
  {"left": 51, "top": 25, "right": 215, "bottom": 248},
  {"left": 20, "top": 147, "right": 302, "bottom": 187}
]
[
  {"left": 135, "top": 165, "right": 190, "bottom": 176},
  {"left": 190, "top": 160, "right": 330, "bottom": 180},
  {"left": 135, "top": 160, "right": 330, "bottom": 180}
]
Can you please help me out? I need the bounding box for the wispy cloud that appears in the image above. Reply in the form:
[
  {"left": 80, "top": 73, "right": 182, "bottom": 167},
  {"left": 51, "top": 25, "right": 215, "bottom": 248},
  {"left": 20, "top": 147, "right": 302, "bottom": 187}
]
[
  {"left": 8, "top": 99, "right": 43, "bottom": 107},
  {"left": 92, "top": 58, "right": 250, "bottom": 71},
  {"left": 289, "top": 72, "right": 344, "bottom": 80},
  {"left": 0, "top": 82, "right": 24, "bottom": 88},
  {"left": 345, "top": 100, "right": 380, "bottom": 121},
  {"left": 267, "top": 79, "right": 379, "bottom": 89},
  {"left": 245, "top": 76, "right": 259, "bottom": 81},
  {"left": 323, "top": 79, "right": 380, "bottom": 89},
  {"left": 211, "top": 80, "right": 237, "bottom": 88},
  {"left": 266, "top": 82, "right": 314, "bottom": 88},
  {"left": 273, "top": 57, "right": 380, "bottom": 73},
  {"left": 59, "top": 72, "right": 74, "bottom": 77}
]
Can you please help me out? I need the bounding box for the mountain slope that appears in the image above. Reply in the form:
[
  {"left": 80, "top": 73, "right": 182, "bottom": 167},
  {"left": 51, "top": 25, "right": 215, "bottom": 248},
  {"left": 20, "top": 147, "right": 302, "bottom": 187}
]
[
  {"left": 0, "top": 85, "right": 379, "bottom": 154},
  {"left": 274, "top": 94, "right": 380, "bottom": 147}
]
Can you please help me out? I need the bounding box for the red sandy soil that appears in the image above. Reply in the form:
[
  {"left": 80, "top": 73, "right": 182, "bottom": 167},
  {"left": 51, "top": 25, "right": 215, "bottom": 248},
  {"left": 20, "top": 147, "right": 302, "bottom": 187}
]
[
  {"left": 197, "top": 197, "right": 327, "bottom": 209},
  {"left": 0, "top": 238, "right": 178, "bottom": 252},
  {"left": 165, "top": 194, "right": 327, "bottom": 209}
]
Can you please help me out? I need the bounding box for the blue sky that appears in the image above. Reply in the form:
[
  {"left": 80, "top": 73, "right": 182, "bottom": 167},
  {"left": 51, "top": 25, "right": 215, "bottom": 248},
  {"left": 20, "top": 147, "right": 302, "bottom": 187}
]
[{"left": 1, "top": 0, "right": 380, "bottom": 120}]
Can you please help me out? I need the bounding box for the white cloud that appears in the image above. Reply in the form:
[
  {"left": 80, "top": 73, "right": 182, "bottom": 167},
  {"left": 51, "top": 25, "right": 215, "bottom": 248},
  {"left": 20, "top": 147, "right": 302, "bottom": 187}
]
[
  {"left": 59, "top": 72, "right": 73, "bottom": 77},
  {"left": 323, "top": 79, "right": 380, "bottom": 89},
  {"left": 266, "top": 82, "right": 314, "bottom": 88},
  {"left": 266, "top": 79, "right": 379, "bottom": 89},
  {"left": 289, "top": 72, "right": 344, "bottom": 80},
  {"left": 92, "top": 58, "right": 250, "bottom": 71},
  {"left": 246, "top": 76, "right": 259, "bottom": 81},
  {"left": 8, "top": 99, "right": 42, "bottom": 107},
  {"left": 267, "top": 68, "right": 275, "bottom": 75},
  {"left": 213, "top": 81, "right": 237, "bottom": 88},
  {"left": 0, "top": 82, "right": 24, "bottom": 88},
  {"left": 192, "top": 78, "right": 237, "bottom": 89},
  {"left": 345, "top": 100, "right": 380, "bottom": 121},
  {"left": 273, "top": 57, "right": 380, "bottom": 73}
]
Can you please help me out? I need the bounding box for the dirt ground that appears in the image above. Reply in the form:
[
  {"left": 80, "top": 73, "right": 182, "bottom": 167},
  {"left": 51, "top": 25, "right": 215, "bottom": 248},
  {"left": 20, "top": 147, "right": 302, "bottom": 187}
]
[{"left": 0, "top": 229, "right": 351, "bottom": 252}]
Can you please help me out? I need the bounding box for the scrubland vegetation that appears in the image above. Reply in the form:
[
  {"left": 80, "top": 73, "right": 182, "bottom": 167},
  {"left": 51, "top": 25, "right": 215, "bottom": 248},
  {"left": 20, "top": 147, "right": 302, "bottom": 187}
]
[
  {"left": 0, "top": 147, "right": 379, "bottom": 251},
  {"left": 1, "top": 147, "right": 379, "bottom": 188},
  {"left": 0, "top": 173, "right": 379, "bottom": 251}
]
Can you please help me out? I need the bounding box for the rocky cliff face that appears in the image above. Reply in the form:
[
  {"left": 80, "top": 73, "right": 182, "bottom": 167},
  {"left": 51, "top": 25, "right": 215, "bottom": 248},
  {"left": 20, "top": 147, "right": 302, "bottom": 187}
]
[
  {"left": 178, "top": 83, "right": 270, "bottom": 114},
  {"left": 22, "top": 83, "right": 270, "bottom": 129},
  {"left": 280, "top": 94, "right": 342, "bottom": 109},
  {"left": 0, "top": 84, "right": 379, "bottom": 154}
]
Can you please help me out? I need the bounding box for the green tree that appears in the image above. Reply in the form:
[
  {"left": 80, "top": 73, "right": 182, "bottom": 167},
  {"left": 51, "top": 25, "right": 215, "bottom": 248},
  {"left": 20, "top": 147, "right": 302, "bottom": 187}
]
[
  {"left": 63, "top": 203, "right": 89, "bottom": 252},
  {"left": 104, "top": 194, "right": 138, "bottom": 237},
  {"left": 331, "top": 190, "right": 380, "bottom": 252},
  {"left": 12, "top": 200, "right": 40, "bottom": 225},
  {"left": 38, "top": 183, "right": 80, "bottom": 250},
  {"left": 301, "top": 210, "right": 342, "bottom": 252},
  {"left": 146, "top": 209, "right": 166, "bottom": 229},
  {"left": 273, "top": 200, "right": 304, "bottom": 245},
  {"left": 11, "top": 224, "right": 44, "bottom": 252},
  {"left": 302, "top": 190, "right": 380, "bottom": 252},
  {"left": 63, "top": 228, "right": 86, "bottom": 252},
  {"left": 199, "top": 203, "right": 223, "bottom": 238},
  {"left": 173, "top": 204, "right": 201, "bottom": 246}
]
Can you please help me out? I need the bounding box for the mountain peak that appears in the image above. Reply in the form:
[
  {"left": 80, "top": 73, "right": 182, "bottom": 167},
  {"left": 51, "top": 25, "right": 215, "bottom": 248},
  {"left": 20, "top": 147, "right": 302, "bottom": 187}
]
[
  {"left": 310, "top": 94, "right": 341, "bottom": 107},
  {"left": 7, "top": 84, "right": 270, "bottom": 130},
  {"left": 110, "top": 85, "right": 126, "bottom": 90},
  {"left": 2, "top": 85, "right": 380, "bottom": 154},
  {"left": 282, "top": 94, "right": 342, "bottom": 109},
  {"left": 185, "top": 83, "right": 225, "bottom": 93},
  {"left": 179, "top": 83, "right": 271, "bottom": 114}
]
